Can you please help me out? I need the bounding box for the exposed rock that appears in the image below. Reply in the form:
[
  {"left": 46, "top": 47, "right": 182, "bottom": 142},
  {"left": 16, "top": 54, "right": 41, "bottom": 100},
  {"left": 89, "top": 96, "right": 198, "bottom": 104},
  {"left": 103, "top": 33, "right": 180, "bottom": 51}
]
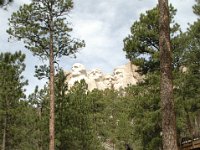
[
  {"left": 88, "top": 68, "right": 105, "bottom": 90},
  {"left": 103, "top": 74, "right": 114, "bottom": 89},
  {"left": 65, "top": 62, "right": 142, "bottom": 91},
  {"left": 67, "top": 63, "right": 97, "bottom": 91},
  {"left": 113, "top": 62, "right": 141, "bottom": 90},
  {"left": 179, "top": 66, "right": 188, "bottom": 73}
]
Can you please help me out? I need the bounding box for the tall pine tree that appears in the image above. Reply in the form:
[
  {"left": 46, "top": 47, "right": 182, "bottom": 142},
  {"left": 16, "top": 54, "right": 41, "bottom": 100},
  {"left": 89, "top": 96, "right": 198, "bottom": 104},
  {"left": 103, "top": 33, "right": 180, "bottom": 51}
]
[
  {"left": 158, "top": 0, "right": 178, "bottom": 149},
  {"left": 0, "top": 51, "right": 27, "bottom": 150},
  {"left": 7, "top": 1, "right": 84, "bottom": 149}
]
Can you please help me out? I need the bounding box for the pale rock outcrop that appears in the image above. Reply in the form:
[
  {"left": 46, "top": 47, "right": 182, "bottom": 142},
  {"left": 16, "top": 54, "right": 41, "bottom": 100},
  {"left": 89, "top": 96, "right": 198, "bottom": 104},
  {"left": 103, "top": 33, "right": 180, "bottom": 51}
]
[
  {"left": 66, "top": 62, "right": 142, "bottom": 91},
  {"left": 67, "top": 63, "right": 97, "bottom": 91},
  {"left": 179, "top": 66, "right": 188, "bottom": 73},
  {"left": 88, "top": 69, "right": 106, "bottom": 90},
  {"left": 113, "top": 67, "right": 127, "bottom": 90},
  {"left": 103, "top": 74, "right": 114, "bottom": 89},
  {"left": 113, "top": 62, "right": 140, "bottom": 90}
]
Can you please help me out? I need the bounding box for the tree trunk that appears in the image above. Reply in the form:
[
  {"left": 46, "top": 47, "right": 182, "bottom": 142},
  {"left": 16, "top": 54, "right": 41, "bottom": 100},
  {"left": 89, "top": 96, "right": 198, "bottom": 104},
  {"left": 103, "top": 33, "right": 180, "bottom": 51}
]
[
  {"left": 185, "top": 109, "right": 194, "bottom": 137},
  {"left": 37, "top": 107, "right": 42, "bottom": 150},
  {"left": 2, "top": 117, "right": 6, "bottom": 150},
  {"left": 49, "top": 20, "right": 55, "bottom": 150},
  {"left": 158, "top": 0, "right": 178, "bottom": 149},
  {"left": 2, "top": 94, "right": 8, "bottom": 150}
]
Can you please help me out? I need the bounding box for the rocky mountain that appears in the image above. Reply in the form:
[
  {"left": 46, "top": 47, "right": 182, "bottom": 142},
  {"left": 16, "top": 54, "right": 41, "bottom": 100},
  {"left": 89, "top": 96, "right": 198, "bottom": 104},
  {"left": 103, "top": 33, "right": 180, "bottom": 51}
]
[{"left": 65, "top": 62, "right": 142, "bottom": 91}]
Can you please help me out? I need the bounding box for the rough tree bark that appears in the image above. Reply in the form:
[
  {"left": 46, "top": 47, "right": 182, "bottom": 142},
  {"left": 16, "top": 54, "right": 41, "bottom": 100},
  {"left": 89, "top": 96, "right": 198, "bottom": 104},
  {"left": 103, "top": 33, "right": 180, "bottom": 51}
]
[
  {"left": 49, "top": 4, "right": 55, "bottom": 149},
  {"left": 2, "top": 117, "right": 6, "bottom": 150},
  {"left": 49, "top": 30, "right": 55, "bottom": 150},
  {"left": 158, "top": 0, "right": 178, "bottom": 149},
  {"left": 2, "top": 93, "right": 8, "bottom": 150}
]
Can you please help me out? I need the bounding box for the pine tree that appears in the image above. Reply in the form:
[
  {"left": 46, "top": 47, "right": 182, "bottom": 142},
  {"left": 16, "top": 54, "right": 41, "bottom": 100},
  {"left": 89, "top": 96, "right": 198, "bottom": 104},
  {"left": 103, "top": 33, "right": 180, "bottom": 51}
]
[
  {"left": 0, "top": 51, "right": 27, "bottom": 150},
  {"left": 7, "top": 1, "right": 84, "bottom": 149},
  {"left": 28, "top": 85, "right": 50, "bottom": 149},
  {"left": 125, "top": 75, "right": 162, "bottom": 150},
  {"left": 123, "top": 4, "right": 181, "bottom": 149},
  {"left": 54, "top": 70, "right": 69, "bottom": 149},
  {"left": 0, "top": 0, "right": 13, "bottom": 7},
  {"left": 175, "top": 0, "right": 200, "bottom": 139},
  {"left": 123, "top": 5, "right": 180, "bottom": 74},
  {"left": 62, "top": 80, "right": 102, "bottom": 150},
  {"left": 158, "top": 0, "right": 178, "bottom": 149}
]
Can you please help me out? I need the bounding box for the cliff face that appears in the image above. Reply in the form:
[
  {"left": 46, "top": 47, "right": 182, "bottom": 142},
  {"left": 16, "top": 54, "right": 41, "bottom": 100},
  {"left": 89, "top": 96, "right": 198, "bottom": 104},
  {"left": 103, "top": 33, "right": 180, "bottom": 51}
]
[{"left": 65, "top": 62, "right": 142, "bottom": 91}]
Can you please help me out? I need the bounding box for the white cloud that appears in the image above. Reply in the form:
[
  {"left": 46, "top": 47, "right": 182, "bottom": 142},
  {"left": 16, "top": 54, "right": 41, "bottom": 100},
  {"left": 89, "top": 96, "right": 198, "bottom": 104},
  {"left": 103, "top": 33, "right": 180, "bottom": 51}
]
[{"left": 170, "top": 0, "right": 197, "bottom": 30}]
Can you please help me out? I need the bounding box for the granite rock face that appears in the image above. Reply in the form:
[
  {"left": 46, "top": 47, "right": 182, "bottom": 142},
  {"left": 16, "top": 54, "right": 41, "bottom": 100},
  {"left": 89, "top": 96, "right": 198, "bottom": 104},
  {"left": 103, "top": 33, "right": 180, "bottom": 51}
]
[
  {"left": 67, "top": 63, "right": 97, "bottom": 90},
  {"left": 65, "top": 62, "right": 142, "bottom": 91}
]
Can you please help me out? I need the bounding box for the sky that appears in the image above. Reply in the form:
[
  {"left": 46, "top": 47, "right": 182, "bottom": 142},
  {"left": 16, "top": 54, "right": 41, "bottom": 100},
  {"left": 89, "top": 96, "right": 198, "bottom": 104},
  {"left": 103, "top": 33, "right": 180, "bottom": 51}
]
[{"left": 0, "top": 0, "right": 198, "bottom": 95}]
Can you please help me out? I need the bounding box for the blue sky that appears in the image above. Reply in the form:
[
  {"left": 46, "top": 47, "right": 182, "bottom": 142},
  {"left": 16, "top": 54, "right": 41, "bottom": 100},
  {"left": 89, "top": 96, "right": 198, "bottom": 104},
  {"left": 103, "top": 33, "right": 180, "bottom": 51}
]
[{"left": 0, "top": 0, "right": 198, "bottom": 95}]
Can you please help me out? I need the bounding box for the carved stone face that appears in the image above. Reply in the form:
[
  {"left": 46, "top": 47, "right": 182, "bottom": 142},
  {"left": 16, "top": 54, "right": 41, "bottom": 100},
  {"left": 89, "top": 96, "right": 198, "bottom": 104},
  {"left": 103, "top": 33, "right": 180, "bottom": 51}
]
[
  {"left": 114, "top": 68, "right": 124, "bottom": 81},
  {"left": 71, "top": 63, "right": 86, "bottom": 77},
  {"left": 88, "top": 69, "right": 103, "bottom": 81},
  {"left": 103, "top": 74, "right": 114, "bottom": 88}
]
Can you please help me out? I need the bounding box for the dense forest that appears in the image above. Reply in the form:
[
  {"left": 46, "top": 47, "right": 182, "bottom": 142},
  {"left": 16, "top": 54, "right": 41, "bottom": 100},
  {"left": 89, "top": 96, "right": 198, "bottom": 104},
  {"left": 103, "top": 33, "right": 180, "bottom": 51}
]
[{"left": 0, "top": 0, "right": 200, "bottom": 150}]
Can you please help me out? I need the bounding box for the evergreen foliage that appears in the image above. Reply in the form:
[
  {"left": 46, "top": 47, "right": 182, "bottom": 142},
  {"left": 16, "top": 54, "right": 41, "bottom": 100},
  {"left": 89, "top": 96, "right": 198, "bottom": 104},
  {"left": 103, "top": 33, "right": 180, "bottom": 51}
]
[
  {"left": 28, "top": 85, "right": 49, "bottom": 149},
  {"left": 125, "top": 75, "right": 162, "bottom": 150},
  {"left": 0, "top": 51, "right": 28, "bottom": 149},
  {"left": 7, "top": 0, "right": 84, "bottom": 60},
  {"left": 123, "top": 5, "right": 180, "bottom": 74},
  {"left": 122, "top": 2, "right": 199, "bottom": 149},
  {"left": 0, "top": 0, "right": 13, "bottom": 6},
  {"left": 0, "top": 1, "right": 200, "bottom": 150},
  {"left": 174, "top": 0, "right": 200, "bottom": 138},
  {"left": 7, "top": 1, "right": 85, "bottom": 149},
  {"left": 55, "top": 70, "right": 101, "bottom": 150},
  {"left": 65, "top": 80, "right": 102, "bottom": 150}
]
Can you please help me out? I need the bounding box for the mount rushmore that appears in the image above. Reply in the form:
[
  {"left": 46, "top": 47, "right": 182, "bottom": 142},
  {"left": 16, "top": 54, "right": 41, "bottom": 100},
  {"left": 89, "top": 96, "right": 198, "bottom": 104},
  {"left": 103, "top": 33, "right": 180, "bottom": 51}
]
[{"left": 65, "top": 62, "right": 142, "bottom": 91}]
